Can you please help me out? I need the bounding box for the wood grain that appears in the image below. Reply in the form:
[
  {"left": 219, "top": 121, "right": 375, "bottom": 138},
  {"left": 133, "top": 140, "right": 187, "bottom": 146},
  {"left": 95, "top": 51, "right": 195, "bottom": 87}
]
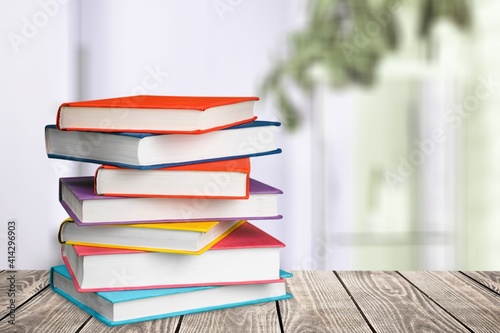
[
  {"left": 4, "top": 270, "right": 500, "bottom": 333},
  {"left": 400, "top": 271, "right": 500, "bottom": 333},
  {"left": 179, "top": 301, "right": 280, "bottom": 333},
  {"left": 78, "top": 316, "right": 180, "bottom": 333},
  {"left": 0, "top": 270, "right": 49, "bottom": 299},
  {"left": 0, "top": 270, "right": 49, "bottom": 319},
  {"left": 0, "top": 286, "right": 90, "bottom": 333},
  {"left": 279, "top": 271, "right": 372, "bottom": 333},
  {"left": 337, "top": 271, "right": 470, "bottom": 333},
  {"left": 460, "top": 271, "right": 500, "bottom": 294}
]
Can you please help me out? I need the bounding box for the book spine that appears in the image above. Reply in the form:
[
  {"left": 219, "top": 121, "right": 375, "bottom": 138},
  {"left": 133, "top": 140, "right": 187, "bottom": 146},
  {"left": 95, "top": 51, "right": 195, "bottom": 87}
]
[{"left": 57, "top": 218, "right": 72, "bottom": 244}]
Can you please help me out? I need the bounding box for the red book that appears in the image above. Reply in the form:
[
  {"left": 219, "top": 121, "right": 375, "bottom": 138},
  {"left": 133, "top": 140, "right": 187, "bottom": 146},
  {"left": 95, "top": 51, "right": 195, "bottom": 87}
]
[
  {"left": 94, "top": 158, "right": 251, "bottom": 199},
  {"left": 61, "top": 222, "right": 285, "bottom": 292},
  {"left": 56, "top": 95, "right": 259, "bottom": 134}
]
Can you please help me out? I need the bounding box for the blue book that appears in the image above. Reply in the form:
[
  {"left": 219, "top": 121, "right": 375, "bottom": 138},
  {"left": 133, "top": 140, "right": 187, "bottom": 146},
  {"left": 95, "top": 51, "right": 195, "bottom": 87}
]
[
  {"left": 45, "top": 120, "right": 282, "bottom": 169},
  {"left": 50, "top": 265, "right": 292, "bottom": 326}
]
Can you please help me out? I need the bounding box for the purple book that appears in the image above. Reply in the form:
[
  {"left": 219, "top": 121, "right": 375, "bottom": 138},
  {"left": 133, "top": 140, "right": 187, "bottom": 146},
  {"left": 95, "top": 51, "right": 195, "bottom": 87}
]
[{"left": 59, "top": 177, "right": 283, "bottom": 225}]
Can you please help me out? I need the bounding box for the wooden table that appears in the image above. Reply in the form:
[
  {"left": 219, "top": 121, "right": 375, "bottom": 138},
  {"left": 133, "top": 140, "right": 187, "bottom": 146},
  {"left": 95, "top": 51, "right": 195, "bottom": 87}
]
[{"left": 0, "top": 270, "right": 498, "bottom": 332}]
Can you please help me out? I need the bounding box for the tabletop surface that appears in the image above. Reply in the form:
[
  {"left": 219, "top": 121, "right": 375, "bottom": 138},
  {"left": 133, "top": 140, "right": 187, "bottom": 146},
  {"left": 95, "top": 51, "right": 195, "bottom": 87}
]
[{"left": 0, "top": 270, "right": 498, "bottom": 333}]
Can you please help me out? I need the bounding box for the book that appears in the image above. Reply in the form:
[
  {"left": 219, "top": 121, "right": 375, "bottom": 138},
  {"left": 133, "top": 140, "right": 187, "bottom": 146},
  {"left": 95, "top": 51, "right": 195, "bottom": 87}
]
[
  {"left": 61, "top": 222, "right": 285, "bottom": 291},
  {"left": 45, "top": 120, "right": 282, "bottom": 169},
  {"left": 58, "top": 218, "right": 244, "bottom": 255},
  {"left": 56, "top": 95, "right": 259, "bottom": 134},
  {"left": 60, "top": 176, "right": 283, "bottom": 225},
  {"left": 51, "top": 265, "right": 292, "bottom": 326},
  {"left": 94, "top": 158, "right": 251, "bottom": 199}
]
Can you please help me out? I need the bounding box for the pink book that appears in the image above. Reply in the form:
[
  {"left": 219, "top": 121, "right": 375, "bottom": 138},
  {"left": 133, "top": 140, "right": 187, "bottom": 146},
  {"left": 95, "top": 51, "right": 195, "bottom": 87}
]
[{"left": 61, "top": 222, "right": 286, "bottom": 292}]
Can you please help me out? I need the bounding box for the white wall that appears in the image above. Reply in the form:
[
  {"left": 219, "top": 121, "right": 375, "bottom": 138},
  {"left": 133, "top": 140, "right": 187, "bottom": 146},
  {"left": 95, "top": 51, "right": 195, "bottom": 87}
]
[{"left": 0, "top": 0, "right": 78, "bottom": 269}]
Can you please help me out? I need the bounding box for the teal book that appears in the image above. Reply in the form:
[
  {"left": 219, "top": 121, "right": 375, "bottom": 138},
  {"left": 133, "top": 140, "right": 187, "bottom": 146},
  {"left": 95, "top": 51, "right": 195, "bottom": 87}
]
[
  {"left": 45, "top": 120, "right": 282, "bottom": 169},
  {"left": 50, "top": 265, "right": 292, "bottom": 326}
]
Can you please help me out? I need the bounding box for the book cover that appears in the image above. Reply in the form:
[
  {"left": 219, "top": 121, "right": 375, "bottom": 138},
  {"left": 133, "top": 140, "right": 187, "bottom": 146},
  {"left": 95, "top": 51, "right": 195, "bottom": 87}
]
[
  {"left": 58, "top": 95, "right": 259, "bottom": 112},
  {"left": 114, "top": 157, "right": 251, "bottom": 173},
  {"left": 50, "top": 265, "right": 292, "bottom": 326},
  {"left": 73, "top": 221, "right": 286, "bottom": 254},
  {"left": 56, "top": 95, "right": 259, "bottom": 134},
  {"left": 60, "top": 176, "right": 283, "bottom": 225}
]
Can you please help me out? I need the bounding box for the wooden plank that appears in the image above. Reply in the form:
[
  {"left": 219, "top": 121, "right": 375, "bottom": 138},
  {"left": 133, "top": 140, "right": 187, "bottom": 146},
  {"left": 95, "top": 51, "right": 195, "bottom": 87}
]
[
  {"left": 78, "top": 316, "right": 180, "bottom": 333},
  {"left": 460, "top": 271, "right": 500, "bottom": 294},
  {"left": 337, "top": 271, "right": 470, "bottom": 333},
  {"left": 179, "top": 301, "right": 280, "bottom": 333},
  {"left": 0, "top": 270, "right": 49, "bottom": 319},
  {"left": 0, "top": 270, "right": 50, "bottom": 301},
  {"left": 401, "top": 271, "right": 500, "bottom": 333},
  {"left": 0, "top": 286, "right": 90, "bottom": 332},
  {"left": 280, "top": 271, "right": 372, "bottom": 333}
]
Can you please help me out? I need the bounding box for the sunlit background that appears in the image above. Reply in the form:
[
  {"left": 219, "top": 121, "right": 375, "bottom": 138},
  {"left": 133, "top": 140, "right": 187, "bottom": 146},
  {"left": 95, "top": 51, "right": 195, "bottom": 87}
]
[{"left": 1, "top": 0, "right": 499, "bottom": 270}]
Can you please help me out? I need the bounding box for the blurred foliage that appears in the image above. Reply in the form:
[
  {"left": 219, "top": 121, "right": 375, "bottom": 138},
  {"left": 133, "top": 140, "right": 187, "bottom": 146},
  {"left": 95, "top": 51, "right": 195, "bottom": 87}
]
[
  {"left": 261, "top": 0, "right": 472, "bottom": 130},
  {"left": 419, "top": 0, "right": 471, "bottom": 37}
]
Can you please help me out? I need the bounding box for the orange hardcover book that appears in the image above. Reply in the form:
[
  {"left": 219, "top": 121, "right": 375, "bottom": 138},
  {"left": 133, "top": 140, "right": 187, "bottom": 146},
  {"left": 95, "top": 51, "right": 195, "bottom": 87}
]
[
  {"left": 94, "top": 158, "right": 251, "bottom": 199},
  {"left": 56, "top": 95, "right": 259, "bottom": 134}
]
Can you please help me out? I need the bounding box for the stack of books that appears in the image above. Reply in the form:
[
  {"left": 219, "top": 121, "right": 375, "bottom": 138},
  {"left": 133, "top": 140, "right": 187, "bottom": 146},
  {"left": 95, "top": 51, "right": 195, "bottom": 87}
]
[{"left": 44, "top": 95, "right": 292, "bottom": 326}]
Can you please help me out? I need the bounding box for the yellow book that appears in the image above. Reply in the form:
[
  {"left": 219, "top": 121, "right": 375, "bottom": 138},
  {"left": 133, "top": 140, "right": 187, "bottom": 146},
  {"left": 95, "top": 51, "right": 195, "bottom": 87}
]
[{"left": 58, "top": 218, "right": 244, "bottom": 255}]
